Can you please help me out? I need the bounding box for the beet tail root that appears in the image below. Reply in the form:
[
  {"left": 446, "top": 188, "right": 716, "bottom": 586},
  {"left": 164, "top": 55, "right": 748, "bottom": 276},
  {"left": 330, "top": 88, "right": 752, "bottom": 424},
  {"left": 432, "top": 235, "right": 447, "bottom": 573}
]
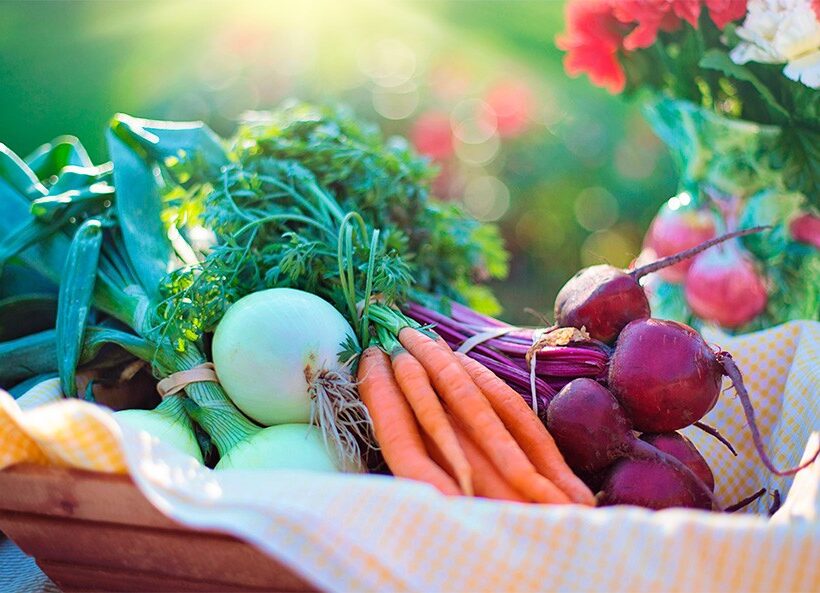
[
  {"left": 693, "top": 421, "right": 738, "bottom": 457},
  {"left": 630, "top": 226, "right": 769, "bottom": 280},
  {"left": 726, "top": 488, "right": 766, "bottom": 513},
  {"left": 768, "top": 490, "right": 782, "bottom": 517},
  {"left": 718, "top": 352, "right": 820, "bottom": 476}
]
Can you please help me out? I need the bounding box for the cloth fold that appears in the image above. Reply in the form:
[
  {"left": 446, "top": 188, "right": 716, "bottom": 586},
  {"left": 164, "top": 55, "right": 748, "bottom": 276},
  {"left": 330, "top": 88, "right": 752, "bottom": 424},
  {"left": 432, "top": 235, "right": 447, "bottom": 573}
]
[{"left": 1, "top": 321, "right": 818, "bottom": 593}]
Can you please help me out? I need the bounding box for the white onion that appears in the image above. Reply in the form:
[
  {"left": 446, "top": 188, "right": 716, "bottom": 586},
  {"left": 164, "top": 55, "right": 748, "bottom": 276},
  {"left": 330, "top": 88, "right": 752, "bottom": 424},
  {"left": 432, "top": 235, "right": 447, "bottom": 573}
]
[
  {"left": 212, "top": 288, "right": 356, "bottom": 425},
  {"left": 215, "top": 423, "right": 346, "bottom": 472},
  {"left": 115, "top": 402, "right": 203, "bottom": 463}
]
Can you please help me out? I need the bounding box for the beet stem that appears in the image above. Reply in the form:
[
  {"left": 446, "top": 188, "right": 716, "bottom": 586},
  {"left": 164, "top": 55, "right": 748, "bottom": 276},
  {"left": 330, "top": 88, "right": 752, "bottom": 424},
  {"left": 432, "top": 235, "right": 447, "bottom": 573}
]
[
  {"left": 726, "top": 488, "right": 766, "bottom": 513},
  {"left": 718, "top": 353, "right": 820, "bottom": 476},
  {"left": 693, "top": 421, "right": 738, "bottom": 457},
  {"left": 630, "top": 439, "right": 724, "bottom": 512},
  {"left": 630, "top": 226, "right": 769, "bottom": 280}
]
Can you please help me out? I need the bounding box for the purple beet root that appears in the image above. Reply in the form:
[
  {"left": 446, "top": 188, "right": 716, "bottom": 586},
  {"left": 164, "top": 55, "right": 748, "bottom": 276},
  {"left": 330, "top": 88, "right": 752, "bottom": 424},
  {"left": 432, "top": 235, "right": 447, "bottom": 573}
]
[
  {"left": 642, "top": 432, "right": 715, "bottom": 491},
  {"left": 545, "top": 378, "right": 634, "bottom": 473},
  {"left": 609, "top": 319, "right": 722, "bottom": 433},
  {"left": 553, "top": 266, "right": 650, "bottom": 345},
  {"left": 545, "top": 378, "right": 722, "bottom": 510},
  {"left": 553, "top": 227, "right": 767, "bottom": 343},
  {"left": 597, "top": 458, "right": 712, "bottom": 511},
  {"left": 610, "top": 318, "right": 820, "bottom": 476}
]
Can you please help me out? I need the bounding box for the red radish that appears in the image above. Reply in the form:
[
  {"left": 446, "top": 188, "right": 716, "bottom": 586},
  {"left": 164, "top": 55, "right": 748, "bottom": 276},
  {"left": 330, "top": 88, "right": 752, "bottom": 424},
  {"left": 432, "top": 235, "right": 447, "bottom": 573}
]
[
  {"left": 684, "top": 241, "right": 768, "bottom": 328},
  {"left": 789, "top": 212, "right": 820, "bottom": 250},
  {"left": 597, "top": 458, "right": 712, "bottom": 510},
  {"left": 609, "top": 318, "right": 820, "bottom": 476},
  {"left": 553, "top": 227, "right": 766, "bottom": 343},
  {"left": 644, "top": 199, "right": 717, "bottom": 283},
  {"left": 641, "top": 432, "right": 715, "bottom": 491},
  {"left": 545, "top": 378, "right": 722, "bottom": 510}
]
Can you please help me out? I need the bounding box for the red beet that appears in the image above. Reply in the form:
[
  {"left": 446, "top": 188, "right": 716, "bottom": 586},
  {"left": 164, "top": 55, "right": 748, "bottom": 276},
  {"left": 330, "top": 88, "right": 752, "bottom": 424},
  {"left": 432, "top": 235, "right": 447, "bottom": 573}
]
[
  {"left": 789, "top": 212, "right": 820, "bottom": 249},
  {"left": 553, "top": 266, "right": 650, "bottom": 345},
  {"left": 641, "top": 432, "right": 715, "bottom": 491},
  {"left": 597, "top": 458, "right": 712, "bottom": 511},
  {"left": 609, "top": 319, "right": 721, "bottom": 432},
  {"left": 684, "top": 241, "right": 768, "bottom": 328},
  {"left": 545, "top": 378, "right": 633, "bottom": 473},
  {"left": 545, "top": 378, "right": 721, "bottom": 510},
  {"left": 553, "top": 227, "right": 766, "bottom": 343},
  {"left": 609, "top": 318, "right": 819, "bottom": 476},
  {"left": 644, "top": 199, "right": 717, "bottom": 283}
]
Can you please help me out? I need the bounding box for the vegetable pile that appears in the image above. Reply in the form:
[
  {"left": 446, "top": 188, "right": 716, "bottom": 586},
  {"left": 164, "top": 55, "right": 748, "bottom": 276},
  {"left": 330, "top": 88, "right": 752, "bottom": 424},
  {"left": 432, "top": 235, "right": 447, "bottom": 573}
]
[{"left": 1, "top": 103, "right": 816, "bottom": 513}]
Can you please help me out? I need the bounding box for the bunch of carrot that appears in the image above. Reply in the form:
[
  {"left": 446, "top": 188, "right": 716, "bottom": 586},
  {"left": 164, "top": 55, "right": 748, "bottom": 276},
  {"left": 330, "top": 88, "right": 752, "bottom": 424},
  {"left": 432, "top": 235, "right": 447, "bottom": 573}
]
[{"left": 357, "top": 326, "right": 595, "bottom": 505}]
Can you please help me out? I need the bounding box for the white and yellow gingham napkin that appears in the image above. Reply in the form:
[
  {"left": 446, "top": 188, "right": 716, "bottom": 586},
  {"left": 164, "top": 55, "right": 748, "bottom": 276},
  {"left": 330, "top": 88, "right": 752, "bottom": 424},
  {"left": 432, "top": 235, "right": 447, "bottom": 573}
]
[{"left": 1, "top": 321, "right": 818, "bottom": 593}]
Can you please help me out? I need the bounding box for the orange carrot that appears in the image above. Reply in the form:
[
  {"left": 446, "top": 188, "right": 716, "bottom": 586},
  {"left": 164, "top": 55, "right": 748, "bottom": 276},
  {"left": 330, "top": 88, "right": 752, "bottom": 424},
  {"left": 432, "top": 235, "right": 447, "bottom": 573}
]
[
  {"left": 456, "top": 352, "right": 596, "bottom": 506},
  {"left": 398, "top": 328, "right": 571, "bottom": 505},
  {"left": 424, "top": 419, "right": 529, "bottom": 503},
  {"left": 357, "top": 347, "right": 461, "bottom": 496},
  {"left": 391, "top": 349, "right": 473, "bottom": 496}
]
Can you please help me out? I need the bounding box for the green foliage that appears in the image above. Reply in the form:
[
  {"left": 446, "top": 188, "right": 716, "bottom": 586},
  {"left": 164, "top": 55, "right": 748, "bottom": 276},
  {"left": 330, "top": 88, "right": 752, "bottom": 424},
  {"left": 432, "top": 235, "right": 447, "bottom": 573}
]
[
  {"left": 153, "top": 103, "right": 509, "bottom": 351},
  {"left": 56, "top": 219, "right": 103, "bottom": 397},
  {"left": 698, "top": 50, "right": 790, "bottom": 122}
]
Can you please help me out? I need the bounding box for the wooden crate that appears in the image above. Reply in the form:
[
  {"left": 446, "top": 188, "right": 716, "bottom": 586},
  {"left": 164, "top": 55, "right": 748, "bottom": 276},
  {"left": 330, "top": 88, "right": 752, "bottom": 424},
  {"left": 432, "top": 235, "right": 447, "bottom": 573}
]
[{"left": 0, "top": 464, "right": 320, "bottom": 593}]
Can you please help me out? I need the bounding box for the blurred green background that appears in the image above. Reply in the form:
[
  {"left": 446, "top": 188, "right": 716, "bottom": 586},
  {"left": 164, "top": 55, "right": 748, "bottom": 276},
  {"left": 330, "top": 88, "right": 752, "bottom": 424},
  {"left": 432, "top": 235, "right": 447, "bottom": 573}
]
[{"left": 0, "top": 0, "right": 677, "bottom": 323}]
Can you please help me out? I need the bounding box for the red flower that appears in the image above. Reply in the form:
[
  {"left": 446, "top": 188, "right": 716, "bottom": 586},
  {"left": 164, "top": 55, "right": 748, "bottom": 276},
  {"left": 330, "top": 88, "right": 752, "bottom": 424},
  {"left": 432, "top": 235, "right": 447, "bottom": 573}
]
[
  {"left": 614, "top": 0, "right": 701, "bottom": 50},
  {"left": 705, "top": 0, "right": 747, "bottom": 29},
  {"left": 556, "top": 0, "right": 628, "bottom": 94}
]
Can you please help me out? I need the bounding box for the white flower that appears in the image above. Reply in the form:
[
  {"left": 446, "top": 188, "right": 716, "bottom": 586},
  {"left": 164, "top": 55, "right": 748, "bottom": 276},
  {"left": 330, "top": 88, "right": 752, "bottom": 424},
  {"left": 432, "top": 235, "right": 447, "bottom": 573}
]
[{"left": 730, "top": 0, "right": 820, "bottom": 88}]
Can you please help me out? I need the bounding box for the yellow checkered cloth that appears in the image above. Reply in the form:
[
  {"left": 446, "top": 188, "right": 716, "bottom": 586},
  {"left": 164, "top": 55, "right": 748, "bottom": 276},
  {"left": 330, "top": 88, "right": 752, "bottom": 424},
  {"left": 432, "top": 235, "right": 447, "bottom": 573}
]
[{"left": 1, "top": 322, "right": 818, "bottom": 593}]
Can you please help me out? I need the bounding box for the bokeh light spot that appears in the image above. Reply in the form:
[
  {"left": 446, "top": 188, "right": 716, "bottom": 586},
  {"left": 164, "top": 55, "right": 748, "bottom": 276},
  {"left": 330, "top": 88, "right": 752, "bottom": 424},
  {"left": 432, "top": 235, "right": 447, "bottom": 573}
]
[
  {"left": 359, "top": 38, "right": 417, "bottom": 88},
  {"left": 614, "top": 140, "right": 658, "bottom": 179},
  {"left": 464, "top": 176, "right": 511, "bottom": 222},
  {"left": 581, "top": 229, "right": 636, "bottom": 268},
  {"left": 454, "top": 133, "right": 500, "bottom": 165},
  {"left": 574, "top": 186, "right": 618, "bottom": 231},
  {"left": 451, "top": 99, "right": 497, "bottom": 144},
  {"left": 372, "top": 84, "right": 419, "bottom": 120},
  {"left": 516, "top": 210, "right": 566, "bottom": 251}
]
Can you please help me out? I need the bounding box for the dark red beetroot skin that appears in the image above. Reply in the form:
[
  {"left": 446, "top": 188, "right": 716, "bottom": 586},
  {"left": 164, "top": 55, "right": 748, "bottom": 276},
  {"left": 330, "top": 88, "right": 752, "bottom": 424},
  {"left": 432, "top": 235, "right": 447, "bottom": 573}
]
[
  {"left": 597, "top": 458, "right": 712, "bottom": 511},
  {"left": 609, "top": 318, "right": 722, "bottom": 433},
  {"left": 554, "top": 266, "right": 650, "bottom": 344},
  {"left": 642, "top": 432, "right": 715, "bottom": 492},
  {"left": 546, "top": 378, "right": 722, "bottom": 510},
  {"left": 545, "top": 377, "right": 634, "bottom": 473}
]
